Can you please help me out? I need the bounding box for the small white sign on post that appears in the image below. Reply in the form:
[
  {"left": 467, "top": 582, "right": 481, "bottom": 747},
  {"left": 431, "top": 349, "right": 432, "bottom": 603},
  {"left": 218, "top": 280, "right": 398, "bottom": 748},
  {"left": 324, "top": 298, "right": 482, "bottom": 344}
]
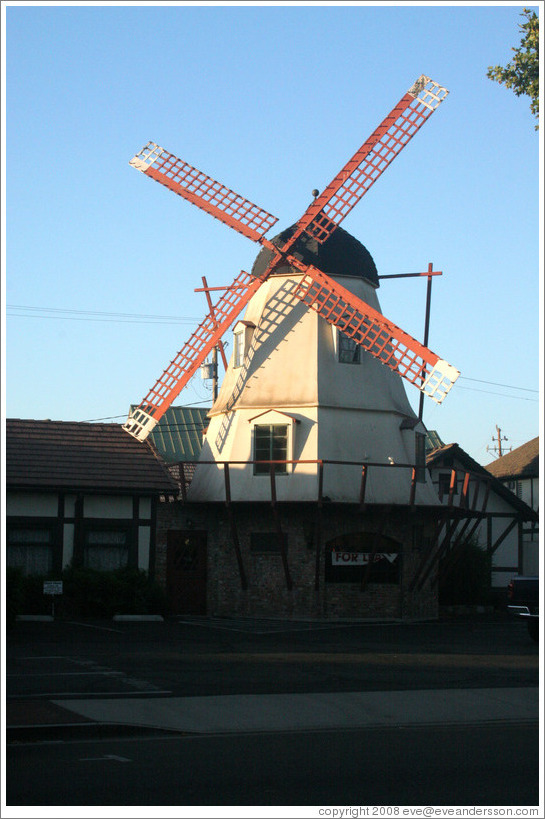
[
  {"left": 43, "top": 580, "right": 63, "bottom": 618},
  {"left": 43, "top": 581, "right": 63, "bottom": 596}
]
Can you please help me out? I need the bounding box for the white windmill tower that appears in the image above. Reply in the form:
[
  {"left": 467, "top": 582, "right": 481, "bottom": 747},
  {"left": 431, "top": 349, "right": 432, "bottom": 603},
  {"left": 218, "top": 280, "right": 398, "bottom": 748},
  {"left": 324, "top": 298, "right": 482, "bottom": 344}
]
[{"left": 123, "top": 76, "right": 459, "bottom": 618}]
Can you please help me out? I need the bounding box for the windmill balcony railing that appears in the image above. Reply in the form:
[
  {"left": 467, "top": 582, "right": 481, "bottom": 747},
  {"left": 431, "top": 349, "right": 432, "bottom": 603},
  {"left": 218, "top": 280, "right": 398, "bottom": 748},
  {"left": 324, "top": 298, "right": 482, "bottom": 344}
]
[{"left": 172, "top": 459, "right": 487, "bottom": 512}]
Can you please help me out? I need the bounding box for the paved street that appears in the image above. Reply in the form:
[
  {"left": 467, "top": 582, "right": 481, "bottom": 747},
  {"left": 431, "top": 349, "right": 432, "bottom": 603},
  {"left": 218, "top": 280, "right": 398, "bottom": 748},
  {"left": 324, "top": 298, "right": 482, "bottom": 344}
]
[
  {"left": 7, "top": 723, "right": 539, "bottom": 807},
  {"left": 4, "top": 612, "right": 541, "bottom": 811},
  {"left": 6, "top": 612, "right": 539, "bottom": 701}
]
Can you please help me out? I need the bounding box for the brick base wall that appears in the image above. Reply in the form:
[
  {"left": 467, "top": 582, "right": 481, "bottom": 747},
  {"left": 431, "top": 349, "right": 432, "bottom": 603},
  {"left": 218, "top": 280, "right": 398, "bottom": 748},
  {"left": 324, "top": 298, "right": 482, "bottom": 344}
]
[{"left": 156, "top": 500, "right": 439, "bottom": 620}]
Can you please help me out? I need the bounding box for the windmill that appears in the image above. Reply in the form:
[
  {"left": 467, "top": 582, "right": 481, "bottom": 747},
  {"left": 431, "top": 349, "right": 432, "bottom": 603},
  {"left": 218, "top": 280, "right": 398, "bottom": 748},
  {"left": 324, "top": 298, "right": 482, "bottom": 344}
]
[{"left": 123, "top": 75, "right": 458, "bottom": 444}]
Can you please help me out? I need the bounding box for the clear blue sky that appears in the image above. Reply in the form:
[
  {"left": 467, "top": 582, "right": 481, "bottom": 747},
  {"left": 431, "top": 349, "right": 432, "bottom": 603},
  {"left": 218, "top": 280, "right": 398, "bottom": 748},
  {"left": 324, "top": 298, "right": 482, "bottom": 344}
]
[{"left": 3, "top": 1, "right": 542, "bottom": 466}]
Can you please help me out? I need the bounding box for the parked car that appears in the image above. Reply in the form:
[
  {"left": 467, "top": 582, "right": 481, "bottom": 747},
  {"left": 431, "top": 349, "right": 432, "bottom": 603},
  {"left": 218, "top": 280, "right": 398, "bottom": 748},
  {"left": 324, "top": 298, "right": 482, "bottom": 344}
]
[{"left": 507, "top": 576, "right": 539, "bottom": 643}]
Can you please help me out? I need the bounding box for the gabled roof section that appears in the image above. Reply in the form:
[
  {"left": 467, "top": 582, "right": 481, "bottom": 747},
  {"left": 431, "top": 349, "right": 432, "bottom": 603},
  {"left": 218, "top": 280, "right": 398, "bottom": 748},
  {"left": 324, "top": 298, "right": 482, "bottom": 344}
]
[
  {"left": 143, "top": 405, "right": 210, "bottom": 463},
  {"left": 485, "top": 437, "right": 539, "bottom": 481},
  {"left": 426, "top": 442, "right": 538, "bottom": 521},
  {"left": 6, "top": 419, "right": 178, "bottom": 494},
  {"left": 425, "top": 429, "right": 445, "bottom": 452},
  {"left": 247, "top": 409, "right": 300, "bottom": 424}
]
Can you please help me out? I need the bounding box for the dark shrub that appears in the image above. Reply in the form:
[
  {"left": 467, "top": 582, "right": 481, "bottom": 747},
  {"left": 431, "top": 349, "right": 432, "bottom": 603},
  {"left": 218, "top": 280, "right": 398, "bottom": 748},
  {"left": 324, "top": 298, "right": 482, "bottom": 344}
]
[
  {"left": 6, "top": 566, "right": 169, "bottom": 622},
  {"left": 60, "top": 566, "right": 168, "bottom": 618},
  {"left": 439, "top": 538, "right": 492, "bottom": 605},
  {"left": 6, "top": 567, "right": 25, "bottom": 629}
]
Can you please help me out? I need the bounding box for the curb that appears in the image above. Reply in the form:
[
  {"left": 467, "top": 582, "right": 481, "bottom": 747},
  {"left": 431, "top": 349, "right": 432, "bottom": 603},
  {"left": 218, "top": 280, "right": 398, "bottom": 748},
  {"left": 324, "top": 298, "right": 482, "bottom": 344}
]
[{"left": 6, "top": 721, "right": 188, "bottom": 744}]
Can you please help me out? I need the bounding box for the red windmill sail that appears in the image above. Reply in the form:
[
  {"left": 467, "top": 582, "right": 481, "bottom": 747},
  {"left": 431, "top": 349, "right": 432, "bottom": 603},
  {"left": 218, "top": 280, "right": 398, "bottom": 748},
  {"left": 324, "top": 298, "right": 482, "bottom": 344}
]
[{"left": 124, "top": 75, "right": 456, "bottom": 441}]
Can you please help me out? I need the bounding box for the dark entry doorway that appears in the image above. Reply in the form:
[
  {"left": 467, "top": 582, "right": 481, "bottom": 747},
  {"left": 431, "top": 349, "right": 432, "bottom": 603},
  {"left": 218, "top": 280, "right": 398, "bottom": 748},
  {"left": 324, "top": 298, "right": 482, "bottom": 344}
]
[{"left": 166, "top": 530, "right": 207, "bottom": 614}]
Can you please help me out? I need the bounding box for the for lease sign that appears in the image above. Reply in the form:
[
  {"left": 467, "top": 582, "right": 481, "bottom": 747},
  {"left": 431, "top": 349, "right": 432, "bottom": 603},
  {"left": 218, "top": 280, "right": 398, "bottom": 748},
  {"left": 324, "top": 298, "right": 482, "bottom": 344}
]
[{"left": 331, "top": 552, "right": 397, "bottom": 566}]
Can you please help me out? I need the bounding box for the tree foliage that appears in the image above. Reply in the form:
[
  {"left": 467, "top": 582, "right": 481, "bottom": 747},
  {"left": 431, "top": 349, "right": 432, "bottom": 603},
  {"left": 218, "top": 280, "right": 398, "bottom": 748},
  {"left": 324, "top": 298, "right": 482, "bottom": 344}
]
[{"left": 487, "top": 8, "right": 539, "bottom": 128}]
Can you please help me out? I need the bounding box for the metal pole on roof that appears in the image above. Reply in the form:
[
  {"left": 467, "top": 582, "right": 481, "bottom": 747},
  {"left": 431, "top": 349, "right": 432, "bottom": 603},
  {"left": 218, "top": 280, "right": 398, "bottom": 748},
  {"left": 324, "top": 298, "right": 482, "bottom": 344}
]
[
  {"left": 212, "top": 345, "right": 218, "bottom": 402},
  {"left": 418, "top": 263, "right": 434, "bottom": 422}
]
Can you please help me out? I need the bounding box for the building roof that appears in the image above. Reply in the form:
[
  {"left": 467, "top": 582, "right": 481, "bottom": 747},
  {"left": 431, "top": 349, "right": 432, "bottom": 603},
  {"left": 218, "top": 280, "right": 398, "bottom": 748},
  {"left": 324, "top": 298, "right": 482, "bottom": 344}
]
[
  {"left": 425, "top": 429, "right": 445, "bottom": 452},
  {"left": 485, "top": 436, "right": 539, "bottom": 481},
  {"left": 143, "top": 405, "right": 210, "bottom": 463},
  {"left": 251, "top": 225, "right": 379, "bottom": 287},
  {"left": 6, "top": 419, "right": 178, "bottom": 494},
  {"left": 426, "top": 441, "right": 538, "bottom": 521}
]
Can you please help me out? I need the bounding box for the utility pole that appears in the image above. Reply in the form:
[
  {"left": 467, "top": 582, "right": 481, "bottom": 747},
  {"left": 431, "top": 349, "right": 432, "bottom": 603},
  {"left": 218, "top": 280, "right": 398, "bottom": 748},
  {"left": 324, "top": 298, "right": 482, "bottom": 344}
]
[
  {"left": 487, "top": 425, "right": 511, "bottom": 458},
  {"left": 212, "top": 345, "right": 218, "bottom": 402}
]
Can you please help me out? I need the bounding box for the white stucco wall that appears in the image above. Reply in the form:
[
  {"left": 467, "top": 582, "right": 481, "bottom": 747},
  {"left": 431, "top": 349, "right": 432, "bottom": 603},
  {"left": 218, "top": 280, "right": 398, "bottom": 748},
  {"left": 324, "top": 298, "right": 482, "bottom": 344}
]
[
  {"left": 7, "top": 492, "right": 58, "bottom": 516},
  {"left": 189, "top": 268, "right": 440, "bottom": 506},
  {"left": 83, "top": 495, "right": 133, "bottom": 518},
  {"left": 138, "top": 527, "right": 151, "bottom": 570}
]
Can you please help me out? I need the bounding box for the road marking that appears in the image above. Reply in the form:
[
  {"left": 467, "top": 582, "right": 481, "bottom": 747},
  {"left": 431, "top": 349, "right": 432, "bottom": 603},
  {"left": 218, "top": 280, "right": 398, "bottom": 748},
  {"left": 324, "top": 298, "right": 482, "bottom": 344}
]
[
  {"left": 7, "top": 671, "right": 124, "bottom": 677},
  {"left": 79, "top": 755, "right": 131, "bottom": 763},
  {"left": 18, "top": 656, "right": 69, "bottom": 660},
  {"left": 67, "top": 621, "right": 124, "bottom": 633},
  {"left": 7, "top": 690, "right": 172, "bottom": 698}
]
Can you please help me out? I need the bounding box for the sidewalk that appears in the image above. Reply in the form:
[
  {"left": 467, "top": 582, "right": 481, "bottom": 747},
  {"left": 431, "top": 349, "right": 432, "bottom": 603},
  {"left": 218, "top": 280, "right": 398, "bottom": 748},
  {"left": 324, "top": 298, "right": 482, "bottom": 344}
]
[{"left": 6, "top": 686, "right": 539, "bottom": 741}]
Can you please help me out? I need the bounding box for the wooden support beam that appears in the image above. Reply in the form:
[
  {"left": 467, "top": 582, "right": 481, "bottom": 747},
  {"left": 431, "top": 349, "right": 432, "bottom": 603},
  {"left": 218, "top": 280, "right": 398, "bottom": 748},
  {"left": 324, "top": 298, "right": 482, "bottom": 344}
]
[
  {"left": 269, "top": 464, "right": 293, "bottom": 591},
  {"left": 223, "top": 463, "right": 247, "bottom": 590},
  {"left": 433, "top": 515, "right": 475, "bottom": 589},
  {"left": 359, "top": 464, "right": 368, "bottom": 511},
  {"left": 435, "top": 476, "right": 491, "bottom": 587},
  {"left": 447, "top": 469, "right": 457, "bottom": 506},
  {"left": 488, "top": 516, "right": 519, "bottom": 556},
  {"left": 460, "top": 471, "right": 470, "bottom": 509},
  {"left": 408, "top": 507, "right": 451, "bottom": 592},
  {"left": 318, "top": 460, "right": 324, "bottom": 507},
  {"left": 361, "top": 510, "right": 389, "bottom": 591},
  {"left": 409, "top": 467, "right": 417, "bottom": 506},
  {"left": 314, "top": 506, "right": 323, "bottom": 592},
  {"left": 411, "top": 513, "right": 459, "bottom": 592}
]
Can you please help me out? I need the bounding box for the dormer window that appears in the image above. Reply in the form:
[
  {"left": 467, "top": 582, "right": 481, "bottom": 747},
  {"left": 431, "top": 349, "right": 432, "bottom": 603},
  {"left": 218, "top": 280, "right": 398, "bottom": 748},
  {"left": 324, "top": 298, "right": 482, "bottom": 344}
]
[
  {"left": 232, "top": 320, "right": 255, "bottom": 368},
  {"left": 339, "top": 333, "right": 360, "bottom": 364},
  {"left": 333, "top": 327, "right": 361, "bottom": 364},
  {"left": 254, "top": 424, "right": 288, "bottom": 475},
  {"left": 248, "top": 410, "right": 298, "bottom": 476},
  {"left": 234, "top": 331, "right": 245, "bottom": 368}
]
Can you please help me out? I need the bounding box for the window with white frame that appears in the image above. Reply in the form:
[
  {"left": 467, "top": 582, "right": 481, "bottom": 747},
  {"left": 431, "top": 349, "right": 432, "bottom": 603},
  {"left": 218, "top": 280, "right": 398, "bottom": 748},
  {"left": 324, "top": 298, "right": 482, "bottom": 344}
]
[
  {"left": 254, "top": 424, "right": 289, "bottom": 475},
  {"left": 338, "top": 331, "right": 361, "bottom": 364},
  {"left": 233, "top": 330, "right": 245, "bottom": 368},
  {"left": 7, "top": 525, "right": 55, "bottom": 576},
  {"left": 83, "top": 528, "right": 130, "bottom": 572},
  {"left": 233, "top": 321, "right": 255, "bottom": 368}
]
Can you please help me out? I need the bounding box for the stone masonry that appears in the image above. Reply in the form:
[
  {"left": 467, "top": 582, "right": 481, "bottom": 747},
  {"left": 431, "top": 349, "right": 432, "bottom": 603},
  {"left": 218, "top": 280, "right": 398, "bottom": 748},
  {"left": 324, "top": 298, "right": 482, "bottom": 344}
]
[{"left": 156, "top": 499, "right": 440, "bottom": 620}]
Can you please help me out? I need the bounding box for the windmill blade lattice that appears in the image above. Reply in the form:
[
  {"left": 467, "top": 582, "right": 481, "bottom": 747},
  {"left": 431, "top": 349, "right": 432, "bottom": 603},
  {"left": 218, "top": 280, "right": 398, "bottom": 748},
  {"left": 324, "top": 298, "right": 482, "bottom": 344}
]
[
  {"left": 123, "top": 270, "right": 264, "bottom": 441},
  {"left": 124, "top": 74, "right": 456, "bottom": 441},
  {"left": 292, "top": 264, "right": 459, "bottom": 403},
  {"left": 130, "top": 142, "right": 279, "bottom": 242},
  {"left": 289, "top": 75, "right": 449, "bottom": 246}
]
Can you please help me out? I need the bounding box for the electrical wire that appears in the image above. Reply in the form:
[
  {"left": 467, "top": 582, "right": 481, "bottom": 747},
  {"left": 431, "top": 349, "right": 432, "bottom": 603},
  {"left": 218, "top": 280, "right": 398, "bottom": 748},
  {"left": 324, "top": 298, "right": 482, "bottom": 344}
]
[
  {"left": 458, "top": 376, "right": 538, "bottom": 394},
  {"left": 7, "top": 305, "right": 200, "bottom": 325},
  {"left": 8, "top": 307, "right": 540, "bottom": 414}
]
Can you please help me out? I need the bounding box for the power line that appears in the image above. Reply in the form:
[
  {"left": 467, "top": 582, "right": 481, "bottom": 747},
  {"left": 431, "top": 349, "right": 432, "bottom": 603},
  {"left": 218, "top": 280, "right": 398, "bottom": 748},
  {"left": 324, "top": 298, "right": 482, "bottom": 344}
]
[
  {"left": 7, "top": 305, "right": 200, "bottom": 325},
  {"left": 82, "top": 401, "right": 212, "bottom": 423},
  {"left": 456, "top": 385, "right": 538, "bottom": 402},
  {"left": 459, "top": 376, "right": 538, "bottom": 394}
]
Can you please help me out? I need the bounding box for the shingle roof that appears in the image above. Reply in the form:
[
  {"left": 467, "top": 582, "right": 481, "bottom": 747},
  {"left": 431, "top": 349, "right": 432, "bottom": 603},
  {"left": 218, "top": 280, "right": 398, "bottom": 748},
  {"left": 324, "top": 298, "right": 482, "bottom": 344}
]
[
  {"left": 6, "top": 419, "right": 178, "bottom": 494},
  {"left": 143, "top": 405, "right": 210, "bottom": 463},
  {"left": 426, "top": 442, "right": 538, "bottom": 521},
  {"left": 425, "top": 430, "right": 445, "bottom": 452},
  {"left": 485, "top": 437, "right": 539, "bottom": 481}
]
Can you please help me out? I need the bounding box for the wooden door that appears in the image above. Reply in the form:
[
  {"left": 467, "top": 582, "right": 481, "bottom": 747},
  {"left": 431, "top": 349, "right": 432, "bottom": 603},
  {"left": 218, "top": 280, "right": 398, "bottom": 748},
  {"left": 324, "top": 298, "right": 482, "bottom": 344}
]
[{"left": 166, "top": 530, "right": 207, "bottom": 614}]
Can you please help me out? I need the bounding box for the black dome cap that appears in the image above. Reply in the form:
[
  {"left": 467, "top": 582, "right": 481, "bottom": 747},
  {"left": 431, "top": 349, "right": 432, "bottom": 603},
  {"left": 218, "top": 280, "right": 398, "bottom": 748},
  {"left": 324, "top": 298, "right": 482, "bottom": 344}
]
[{"left": 251, "top": 225, "right": 379, "bottom": 287}]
